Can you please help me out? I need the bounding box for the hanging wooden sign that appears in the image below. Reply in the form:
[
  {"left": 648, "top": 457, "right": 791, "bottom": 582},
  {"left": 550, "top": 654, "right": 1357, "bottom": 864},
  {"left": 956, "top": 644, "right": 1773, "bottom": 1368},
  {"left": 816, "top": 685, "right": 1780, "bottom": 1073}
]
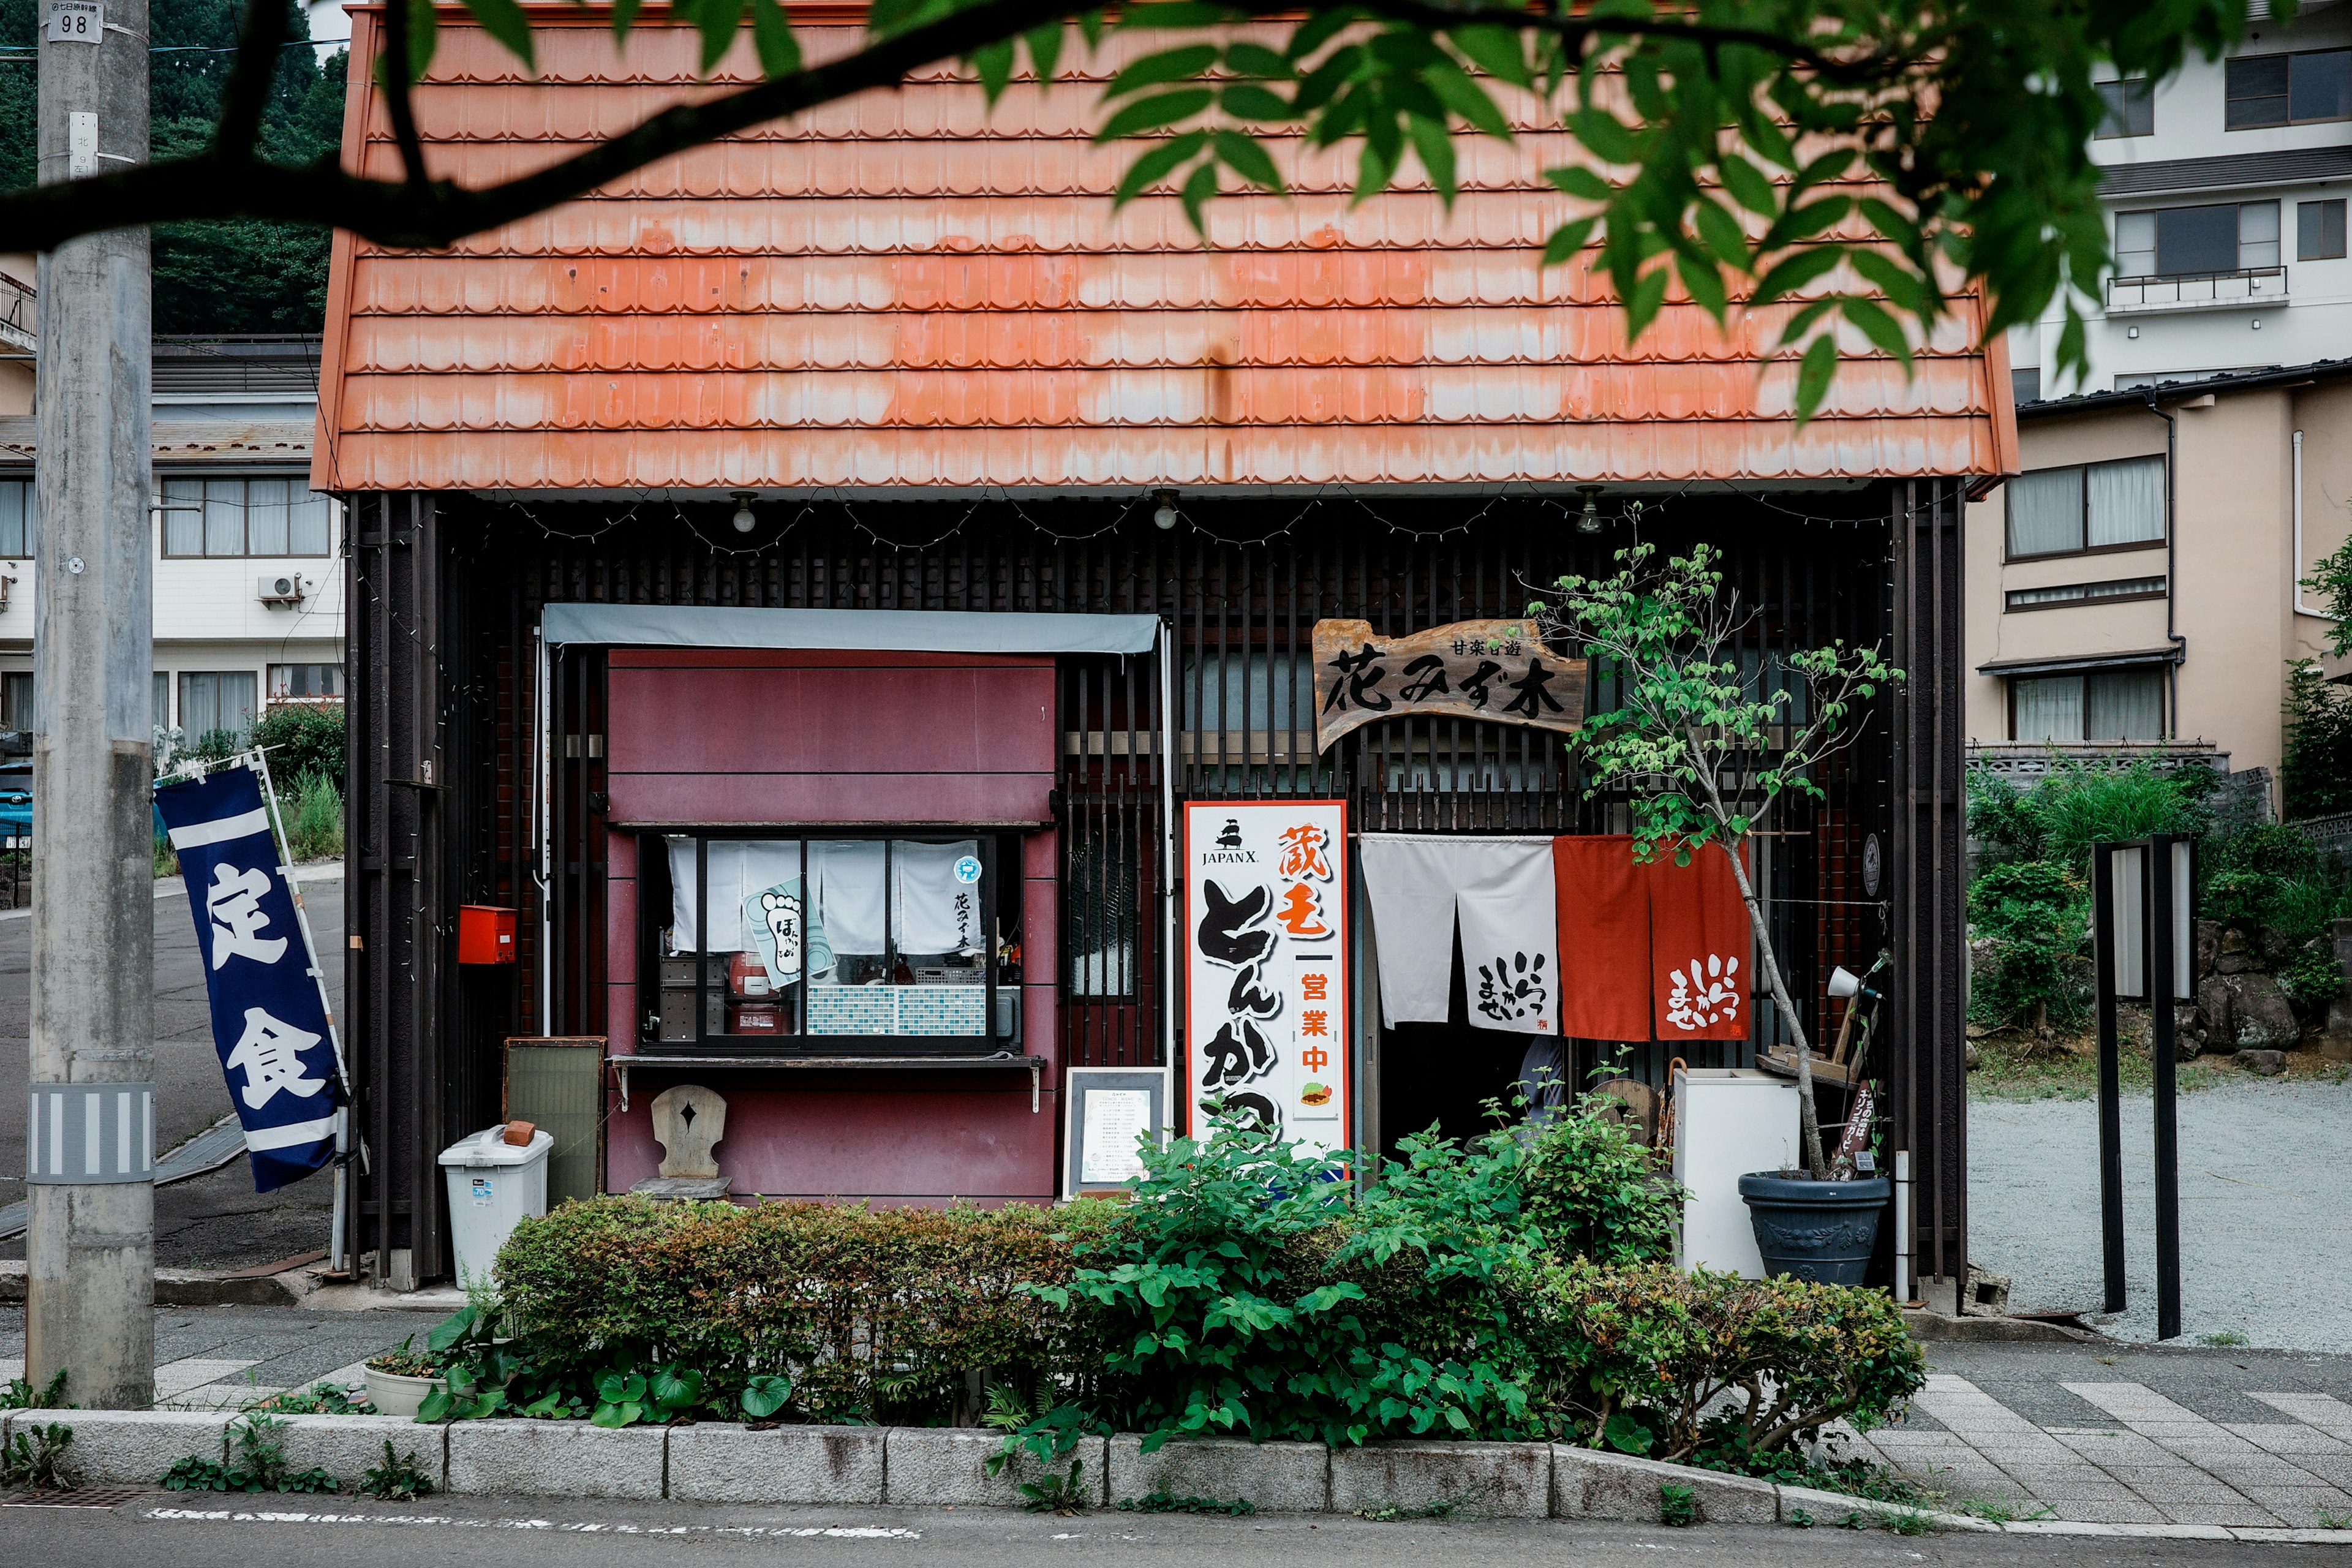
[{"left": 1311, "top": 618, "right": 1587, "bottom": 752}]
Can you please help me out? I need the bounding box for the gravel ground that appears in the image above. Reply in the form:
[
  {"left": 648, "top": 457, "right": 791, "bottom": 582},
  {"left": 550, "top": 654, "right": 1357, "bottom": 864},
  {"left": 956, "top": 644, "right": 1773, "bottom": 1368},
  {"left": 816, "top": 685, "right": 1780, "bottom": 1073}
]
[{"left": 1969, "top": 1077, "right": 2352, "bottom": 1351}]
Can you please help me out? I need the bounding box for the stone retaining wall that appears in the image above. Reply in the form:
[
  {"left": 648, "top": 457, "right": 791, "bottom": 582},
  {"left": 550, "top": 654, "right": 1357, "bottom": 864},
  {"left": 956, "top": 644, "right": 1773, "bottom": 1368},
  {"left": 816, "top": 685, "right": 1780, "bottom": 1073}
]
[{"left": 4, "top": 1409, "right": 1987, "bottom": 1530}]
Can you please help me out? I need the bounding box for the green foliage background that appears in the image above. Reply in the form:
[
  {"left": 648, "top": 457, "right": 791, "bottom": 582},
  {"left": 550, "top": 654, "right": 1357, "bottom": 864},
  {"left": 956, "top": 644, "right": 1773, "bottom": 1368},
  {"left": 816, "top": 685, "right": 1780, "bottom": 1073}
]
[{"left": 0, "top": 0, "right": 344, "bottom": 332}]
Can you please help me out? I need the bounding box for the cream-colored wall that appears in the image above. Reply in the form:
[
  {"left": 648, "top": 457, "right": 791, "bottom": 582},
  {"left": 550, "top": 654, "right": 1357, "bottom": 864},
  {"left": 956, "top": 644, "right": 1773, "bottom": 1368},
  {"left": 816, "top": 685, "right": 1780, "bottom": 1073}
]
[
  {"left": 0, "top": 252, "right": 29, "bottom": 418},
  {"left": 2290, "top": 381, "right": 2352, "bottom": 677},
  {"left": 2171, "top": 390, "right": 2295, "bottom": 778},
  {"left": 1966, "top": 380, "right": 2352, "bottom": 799}
]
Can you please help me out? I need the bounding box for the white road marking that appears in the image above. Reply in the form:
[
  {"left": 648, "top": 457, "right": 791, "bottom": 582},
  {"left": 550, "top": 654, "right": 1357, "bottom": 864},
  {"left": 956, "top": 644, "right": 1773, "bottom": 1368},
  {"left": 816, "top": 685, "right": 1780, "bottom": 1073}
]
[{"left": 143, "top": 1508, "right": 919, "bottom": 1538}]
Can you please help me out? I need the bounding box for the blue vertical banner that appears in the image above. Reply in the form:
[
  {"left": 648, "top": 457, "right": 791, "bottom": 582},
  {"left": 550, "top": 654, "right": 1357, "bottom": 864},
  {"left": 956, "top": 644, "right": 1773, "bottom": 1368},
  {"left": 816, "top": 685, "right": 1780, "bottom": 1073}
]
[{"left": 153, "top": 764, "right": 339, "bottom": 1191}]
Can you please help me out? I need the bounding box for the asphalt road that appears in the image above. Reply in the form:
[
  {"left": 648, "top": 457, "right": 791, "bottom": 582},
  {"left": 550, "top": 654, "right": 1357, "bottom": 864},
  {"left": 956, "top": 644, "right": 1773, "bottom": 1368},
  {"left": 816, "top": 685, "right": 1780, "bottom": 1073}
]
[
  {"left": 4, "top": 1499, "right": 2342, "bottom": 1568},
  {"left": 0, "top": 867, "right": 345, "bottom": 1268}
]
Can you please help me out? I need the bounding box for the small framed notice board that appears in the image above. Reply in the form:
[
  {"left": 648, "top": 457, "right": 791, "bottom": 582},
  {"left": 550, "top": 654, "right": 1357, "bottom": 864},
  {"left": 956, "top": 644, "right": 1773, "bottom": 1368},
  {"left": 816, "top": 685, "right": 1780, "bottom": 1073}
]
[{"left": 1062, "top": 1067, "right": 1170, "bottom": 1199}]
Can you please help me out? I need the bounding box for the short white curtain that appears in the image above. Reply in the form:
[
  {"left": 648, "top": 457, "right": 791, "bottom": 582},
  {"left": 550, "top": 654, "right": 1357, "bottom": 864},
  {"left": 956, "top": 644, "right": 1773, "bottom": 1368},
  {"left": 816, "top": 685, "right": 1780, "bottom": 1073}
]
[
  {"left": 2013, "top": 675, "right": 2085, "bottom": 742},
  {"left": 2087, "top": 457, "right": 2165, "bottom": 548},
  {"left": 2007, "top": 468, "right": 2083, "bottom": 557},
  {"left": 2087, "top": 669, "right": 2165, "bottom": 741}
]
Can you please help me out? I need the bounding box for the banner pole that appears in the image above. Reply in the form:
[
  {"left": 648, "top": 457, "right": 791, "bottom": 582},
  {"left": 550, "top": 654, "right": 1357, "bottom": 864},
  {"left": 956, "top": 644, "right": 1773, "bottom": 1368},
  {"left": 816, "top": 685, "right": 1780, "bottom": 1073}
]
[{"left": 246, "top": 746, "right": 355, "bottom": 1275}]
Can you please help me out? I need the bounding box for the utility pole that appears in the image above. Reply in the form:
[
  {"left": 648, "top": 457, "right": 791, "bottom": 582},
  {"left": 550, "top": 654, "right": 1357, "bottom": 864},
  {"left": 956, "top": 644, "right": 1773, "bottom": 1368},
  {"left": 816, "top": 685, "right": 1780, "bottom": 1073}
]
[{"left": 28, "top": 0, "right": 154, "bottom": 1408}]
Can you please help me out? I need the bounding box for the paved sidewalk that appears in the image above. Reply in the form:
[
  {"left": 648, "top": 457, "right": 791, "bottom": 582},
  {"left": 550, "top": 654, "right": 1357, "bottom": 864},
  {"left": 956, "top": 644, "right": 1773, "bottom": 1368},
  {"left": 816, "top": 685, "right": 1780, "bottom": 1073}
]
[
  {"left": 1, "top": 1301, "right": 443, "bottom": 1409},
  {"left": 1846, "top": 1343, "right": 2352, "bottom": 1529}
]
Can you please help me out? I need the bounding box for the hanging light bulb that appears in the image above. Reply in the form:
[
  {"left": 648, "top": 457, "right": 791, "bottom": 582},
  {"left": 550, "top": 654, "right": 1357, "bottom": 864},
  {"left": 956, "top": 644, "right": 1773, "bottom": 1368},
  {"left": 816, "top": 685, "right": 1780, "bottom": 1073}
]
[
  {"left": 729, "top": 491, "right": 757, "bottom": 533},
  {"left": 1152, "top": 489, "right": 1180, "bottom": 530},
  {"left": 1576, "top": 484, "right": 1604, "bottom": 535}
]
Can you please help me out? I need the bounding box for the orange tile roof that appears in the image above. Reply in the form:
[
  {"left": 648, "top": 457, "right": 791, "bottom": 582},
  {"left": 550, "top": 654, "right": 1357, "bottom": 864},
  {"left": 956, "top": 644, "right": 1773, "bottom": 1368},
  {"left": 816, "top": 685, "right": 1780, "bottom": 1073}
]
[{"left": 313, "top": 12, "right": 2018, "bottom": 492}]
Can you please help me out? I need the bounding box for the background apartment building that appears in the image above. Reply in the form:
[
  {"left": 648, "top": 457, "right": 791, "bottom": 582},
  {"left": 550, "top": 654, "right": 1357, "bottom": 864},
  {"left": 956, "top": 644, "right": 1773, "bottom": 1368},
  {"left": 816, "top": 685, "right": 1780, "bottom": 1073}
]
[
  {"left": 0, "top": 253, "right": 344, "bottom": 747},
  {"left": 1973, "top": 6, "right": 2352, "bottom": 812}
]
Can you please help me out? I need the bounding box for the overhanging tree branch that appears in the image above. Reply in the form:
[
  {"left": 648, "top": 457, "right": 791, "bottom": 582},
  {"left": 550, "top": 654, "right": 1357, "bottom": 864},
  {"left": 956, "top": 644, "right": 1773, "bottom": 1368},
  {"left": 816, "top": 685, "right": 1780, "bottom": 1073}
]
[
  {"left": 0, "top": 0, "right": 1902, "bottom": 253},
  {"left": 209, "top": 0, "right": 292, "bottom": 160},
  {"left": 378, "top": 0, "right": 433, "bottom": 189}
]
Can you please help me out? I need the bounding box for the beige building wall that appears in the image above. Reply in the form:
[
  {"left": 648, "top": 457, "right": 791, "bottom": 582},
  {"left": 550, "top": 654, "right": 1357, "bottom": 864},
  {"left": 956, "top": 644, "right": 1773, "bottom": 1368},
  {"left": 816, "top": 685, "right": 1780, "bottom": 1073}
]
[
  {"left": 0, "top": 253, "right": 31, "bottom": 418},
  {"left": 1966, "top": 375, "right": 2352, "bottom": 801}
]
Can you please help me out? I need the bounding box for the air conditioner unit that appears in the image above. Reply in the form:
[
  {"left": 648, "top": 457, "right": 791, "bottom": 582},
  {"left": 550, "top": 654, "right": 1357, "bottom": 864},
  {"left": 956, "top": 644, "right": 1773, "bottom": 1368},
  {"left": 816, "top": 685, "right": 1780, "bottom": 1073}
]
[{"left": 257, "top": 573, "right": 304, "bottom": 605}]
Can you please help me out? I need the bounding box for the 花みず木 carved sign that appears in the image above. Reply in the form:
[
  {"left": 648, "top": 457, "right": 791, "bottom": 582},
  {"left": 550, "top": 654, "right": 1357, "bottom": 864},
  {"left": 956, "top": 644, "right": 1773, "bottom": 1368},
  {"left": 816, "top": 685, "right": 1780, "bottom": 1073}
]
[{"left": 1311, "top": 618, "right": 1587, "bottom": 752}]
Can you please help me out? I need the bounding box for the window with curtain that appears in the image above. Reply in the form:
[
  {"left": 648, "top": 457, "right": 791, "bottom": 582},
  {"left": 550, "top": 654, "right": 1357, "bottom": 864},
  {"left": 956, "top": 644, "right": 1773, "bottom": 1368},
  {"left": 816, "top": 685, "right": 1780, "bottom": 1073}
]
[
  {"left": 652, "top": 832, "right": 1008, "bottom": 1048},
  {"left": 179, "top": 671, "right": 257, "bottom": 742},
  {"left": 2, "top": 671, "right": 32, "bottom": 730},
  {"left": 160, "top": 477, "right": 334, "bottom": 557},
  {"left": 268, "top": 663, "right": 343, "bottom": 701},
  {"left": 0, "top": 481, "right": 36, "bottom": 557},
  {"left": 2086, "top": 457, "right": 2165, "bottom": 547},
  {"left": 2013, "top": 669, "right": 2165, "bottom": 742},
  {"left": 2006, "top": 468, "right": 2084, "bottom": 558},
  {"left": 2301, "top": 200, "right": 2348, "bottom": 261},
  {"left": 2007, "top": 457, "right": 2165, "bottom": 558}
]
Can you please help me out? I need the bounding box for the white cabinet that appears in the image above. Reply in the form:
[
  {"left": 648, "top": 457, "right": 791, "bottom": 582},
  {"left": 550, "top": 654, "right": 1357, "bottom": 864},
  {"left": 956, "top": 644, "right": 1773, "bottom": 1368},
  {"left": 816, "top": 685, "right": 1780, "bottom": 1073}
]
[{"left": 1671, "top": 1066, "right": 1800, "bottom": 1278}]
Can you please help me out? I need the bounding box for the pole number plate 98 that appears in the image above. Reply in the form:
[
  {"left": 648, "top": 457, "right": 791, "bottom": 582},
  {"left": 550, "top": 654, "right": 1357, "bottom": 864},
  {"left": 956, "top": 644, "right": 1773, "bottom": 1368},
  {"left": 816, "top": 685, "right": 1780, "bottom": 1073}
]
[{"left": 45, "top": 0, "right": 102, "bottom": 40}]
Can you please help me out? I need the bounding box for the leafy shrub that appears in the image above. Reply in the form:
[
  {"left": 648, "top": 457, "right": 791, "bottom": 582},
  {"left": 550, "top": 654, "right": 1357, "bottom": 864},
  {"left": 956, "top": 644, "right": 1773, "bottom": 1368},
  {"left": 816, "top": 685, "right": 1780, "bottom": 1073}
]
[
  {"left": 285, "top": 771, "right": 343, "bottom": 862},
  {"left": 2202, "top": 823, "right": 2345, "bottom": 939},
  {"left": 1969, "top": 760, "right": 2209, "bottom": 873},
  {"left": 2283, "top": 661, "right": 2352, "bottom": 821},
  {"left": 182, "top": 728, "right": 244, "bottom": 768},
  {"left": 471, "top": 1196, "right": 1117, "bottom": 1425},
  {"left": 1967, "top": 860, "right": 2086, "bottom": 1030},
  {"left": 1528, "top": 1262, "right": 1926, "bottom": 1465},
  {"left": 1516, "top": 1101, "right": 1684, "bottom": 1265},
  {"left": 0, "top": 1370, "right": 70, "bottom": 1409},
  {"left": 1030, "top": 1115, "right": 1572, "bottom": 1453},
  {"left": 162, "top": 1415, "right": 337, "bottom": 1494},
  {"left": 2281, "top": 939, "right": 2346, "bottom": 1017},
  {"left": 250, "top": 703, "right": 345, "bottom": 790},
  {"left": 360, "top": 1441, "right": 435, "bottom": 1501},
  {"left": 0, "top": 1423, "right": 77, "bottom": 1490},
  {"left": 461, "top": 1119, "right": 1915, "bottom": 1471}
]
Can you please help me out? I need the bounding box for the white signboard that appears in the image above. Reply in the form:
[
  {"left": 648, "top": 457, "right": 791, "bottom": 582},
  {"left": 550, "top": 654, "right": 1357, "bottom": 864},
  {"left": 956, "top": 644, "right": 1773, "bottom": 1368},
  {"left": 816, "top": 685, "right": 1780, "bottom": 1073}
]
[
  {"left": 1183, "top": 799, "right": 1351, "bottom": 1158},
  {"left": 1079, "top": 1089, "right": 1154, "bottom": 1185},
  {"left": 46, "top": 0, "right": 102, "bottom": 42}
]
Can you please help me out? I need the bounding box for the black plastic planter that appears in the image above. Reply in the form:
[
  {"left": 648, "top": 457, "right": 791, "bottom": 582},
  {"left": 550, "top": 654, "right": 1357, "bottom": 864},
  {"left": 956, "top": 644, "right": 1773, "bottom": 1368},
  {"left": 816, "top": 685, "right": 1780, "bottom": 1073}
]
[{"left": 1736, "top": 1173, "right": 1891, "bottom": 1286}]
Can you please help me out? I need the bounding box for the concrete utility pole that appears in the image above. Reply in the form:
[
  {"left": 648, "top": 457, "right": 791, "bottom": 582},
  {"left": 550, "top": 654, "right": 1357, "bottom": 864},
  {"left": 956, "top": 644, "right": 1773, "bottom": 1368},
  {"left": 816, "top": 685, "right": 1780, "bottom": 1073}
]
[{"left": 28, "top": 0, "right": 154, "bottom": 1408}]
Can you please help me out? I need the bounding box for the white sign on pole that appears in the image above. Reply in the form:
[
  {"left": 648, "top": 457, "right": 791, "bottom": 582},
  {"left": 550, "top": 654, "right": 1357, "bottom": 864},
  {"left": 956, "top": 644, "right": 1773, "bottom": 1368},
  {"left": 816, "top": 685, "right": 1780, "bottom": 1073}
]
[
  {"left": 45, "top": 1, "right": 102, "bottom": 42},
  {"left": 1183, "top": 799, "right": 1351, "bottom": 1157}
]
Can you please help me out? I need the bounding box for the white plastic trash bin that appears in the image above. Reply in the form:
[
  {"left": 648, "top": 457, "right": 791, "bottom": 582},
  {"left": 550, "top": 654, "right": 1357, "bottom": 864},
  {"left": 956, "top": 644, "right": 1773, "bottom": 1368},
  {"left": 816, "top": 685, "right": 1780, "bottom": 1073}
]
[{"left": 438, "top": 1125, "right": 556, "bottom": 1286}]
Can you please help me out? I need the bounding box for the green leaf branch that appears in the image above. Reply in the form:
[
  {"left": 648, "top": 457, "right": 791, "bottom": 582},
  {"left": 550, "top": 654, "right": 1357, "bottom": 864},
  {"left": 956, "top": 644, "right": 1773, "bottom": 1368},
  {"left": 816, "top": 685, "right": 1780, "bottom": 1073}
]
[
  {"left": 1528, "top": 541, "right": 1901, "bottom": 1177},
  {"left": 0, "top": 0, "right": 2293, "bottom": 405}
]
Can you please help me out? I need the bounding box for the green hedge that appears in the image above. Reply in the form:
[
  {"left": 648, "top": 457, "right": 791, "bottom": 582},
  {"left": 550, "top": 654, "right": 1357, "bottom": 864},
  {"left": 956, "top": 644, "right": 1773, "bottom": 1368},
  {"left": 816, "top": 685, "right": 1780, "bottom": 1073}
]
[
  {"left": 447, "top": 1106, "right": 1922, "bottom": 1460},
  {"left": 492, "top": 1196, "right": 1119, "bottom": 1423},
  {"left": 1532, "top": 1261, "right": 1924, "bottom": 1463}
]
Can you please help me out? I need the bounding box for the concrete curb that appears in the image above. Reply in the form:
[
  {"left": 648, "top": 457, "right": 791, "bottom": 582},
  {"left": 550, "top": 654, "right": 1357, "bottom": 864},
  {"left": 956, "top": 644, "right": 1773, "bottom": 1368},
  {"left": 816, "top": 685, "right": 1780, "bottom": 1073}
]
[
  {"left": 0, "top": 1259, "right": 306, "bottom": 1308},
  {"left": 1900, "top": 1308, "right": 2107, "bottom": 1344},
  {"left": 6, "top": 1411, "right": 2349, "bottom": 1544}
]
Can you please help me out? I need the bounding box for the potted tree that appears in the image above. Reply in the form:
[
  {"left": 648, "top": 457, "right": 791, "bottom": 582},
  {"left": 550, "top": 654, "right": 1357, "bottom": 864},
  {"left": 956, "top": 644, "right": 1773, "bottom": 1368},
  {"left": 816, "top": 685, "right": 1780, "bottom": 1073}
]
[{"left": 1531, "top": 540, "right": 1898, "bottom": 1284}]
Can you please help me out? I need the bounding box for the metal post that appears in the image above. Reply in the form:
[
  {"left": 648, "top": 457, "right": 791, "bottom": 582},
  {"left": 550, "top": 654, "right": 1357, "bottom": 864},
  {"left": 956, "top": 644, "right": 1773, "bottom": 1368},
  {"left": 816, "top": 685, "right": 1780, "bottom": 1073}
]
[
  {"left": 28, "top": 0, "right": 156, "bottom": 1408},
  {"left": 2149, "top": 834, "right": 2182, "bottom": 1341},
  {"left": 2092, "top": 843, "right": 2125, "bottom": 1314}
]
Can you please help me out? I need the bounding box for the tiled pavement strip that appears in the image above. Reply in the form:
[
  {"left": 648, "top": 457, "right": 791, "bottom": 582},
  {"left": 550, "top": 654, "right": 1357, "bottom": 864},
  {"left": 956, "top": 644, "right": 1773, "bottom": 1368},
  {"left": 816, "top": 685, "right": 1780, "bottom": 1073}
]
[{"left": 1846, "top": 1373, "right": 2352, "bottom": 1529}]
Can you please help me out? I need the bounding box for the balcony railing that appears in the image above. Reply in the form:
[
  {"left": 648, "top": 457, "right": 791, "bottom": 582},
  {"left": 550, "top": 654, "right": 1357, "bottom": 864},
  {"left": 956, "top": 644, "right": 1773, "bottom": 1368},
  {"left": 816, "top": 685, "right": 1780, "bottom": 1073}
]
[
  {"left": 2105, "top": 266, "right": 2287, "bottom": 314},
  {"left": 0, "top": 273, "right": 31, "bottom": 355}
]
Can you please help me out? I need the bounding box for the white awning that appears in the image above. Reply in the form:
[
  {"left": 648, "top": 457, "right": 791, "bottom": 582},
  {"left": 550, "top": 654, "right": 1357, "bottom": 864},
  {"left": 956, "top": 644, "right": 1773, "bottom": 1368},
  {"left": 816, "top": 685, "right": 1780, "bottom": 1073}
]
[{"left": 540, "top": 603, "right": 1160, "bottom": 655}]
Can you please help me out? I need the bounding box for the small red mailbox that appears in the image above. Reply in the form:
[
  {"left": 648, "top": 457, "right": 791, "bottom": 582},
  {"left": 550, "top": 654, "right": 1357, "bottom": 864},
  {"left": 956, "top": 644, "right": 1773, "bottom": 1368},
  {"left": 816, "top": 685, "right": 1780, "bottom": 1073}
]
[{"left": 458, "top": 904, "right": 517, "bottom": 965}]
